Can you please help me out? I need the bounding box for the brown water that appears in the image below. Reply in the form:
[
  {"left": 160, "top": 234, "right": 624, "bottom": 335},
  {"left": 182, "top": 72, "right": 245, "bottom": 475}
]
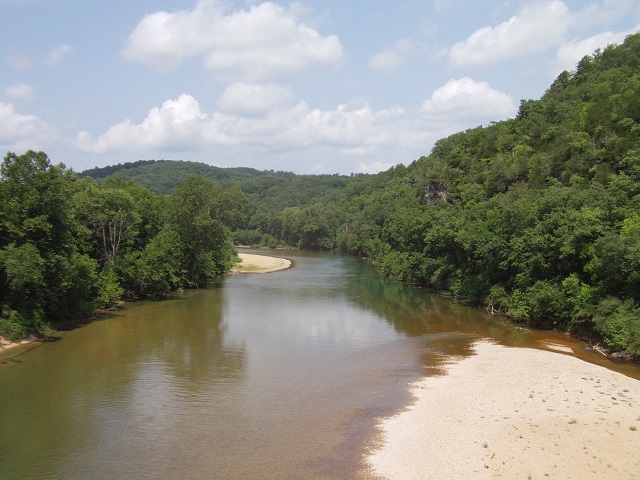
[{"left": 1, "top": 251, "right": 638, "bottom": 479}]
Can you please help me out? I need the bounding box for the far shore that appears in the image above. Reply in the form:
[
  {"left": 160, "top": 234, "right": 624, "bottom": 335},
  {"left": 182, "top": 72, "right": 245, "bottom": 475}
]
[
  {"left": 230, "top": 253, "right": 292, "bottom": 274},
  {"left": 367, "top": 340, "right": 640, "bottom": 480}
]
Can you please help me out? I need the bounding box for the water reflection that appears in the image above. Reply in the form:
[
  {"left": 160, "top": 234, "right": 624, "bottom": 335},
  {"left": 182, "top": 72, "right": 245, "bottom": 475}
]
[
  {"left": 0, "top": 284, "right": 245, "bottom": 480},
  {"left": 0, "top": 251, "right": 638, "bottom": 480}
]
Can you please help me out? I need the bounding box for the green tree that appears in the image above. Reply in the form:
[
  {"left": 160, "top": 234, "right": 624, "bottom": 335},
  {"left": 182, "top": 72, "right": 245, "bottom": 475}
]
[{"left": 169, "top": 175, "right": 247, "bottom": 285}]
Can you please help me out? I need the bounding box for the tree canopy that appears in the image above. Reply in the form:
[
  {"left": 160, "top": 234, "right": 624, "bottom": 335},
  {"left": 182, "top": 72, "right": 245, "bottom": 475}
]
[
  {"left": 4, "top": 33, "right": 640, "bottom": 355},
  {"left": 0, "top": 153, "right": 247, "bottom": 340}
]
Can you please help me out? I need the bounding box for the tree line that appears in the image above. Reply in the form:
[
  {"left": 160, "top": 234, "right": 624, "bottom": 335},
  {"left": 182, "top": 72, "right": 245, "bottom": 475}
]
[
  {"left": 236, "top": 33, "right": 640, "bottom": 355},
  {"left": 3, "top": 33, "right": 640, "bottom": 355},
  {"left": 0, "top": 151, "right": 247, "bottom": 340}
]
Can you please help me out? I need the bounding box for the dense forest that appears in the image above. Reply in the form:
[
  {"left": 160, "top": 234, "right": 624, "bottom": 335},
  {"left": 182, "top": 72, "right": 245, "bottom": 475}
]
[
  {"left": 2, "top": 33, "right": 640, "bottom": 356},
  {"left": 0, "top": 152, "right": 247, "bottom": 340}
]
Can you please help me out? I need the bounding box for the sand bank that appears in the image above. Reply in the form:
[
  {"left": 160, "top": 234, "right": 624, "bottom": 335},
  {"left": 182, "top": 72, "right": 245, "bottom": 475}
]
[
  {"left": 231, "top": 253, "right": 291, "bottom": 274},
  {"left": 367, "top": 340, "right": 640, "bottom": 479},
  {"left": 0, "top": 337, "right": 36, "bottom": 352}
]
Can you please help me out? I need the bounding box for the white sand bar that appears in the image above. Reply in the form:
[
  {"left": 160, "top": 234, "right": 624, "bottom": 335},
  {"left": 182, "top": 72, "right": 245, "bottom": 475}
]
[
  {"left": 231, "top": 253, "right": 291, "bottom": 274},
  {"left": 367, "top": 340, "right": 640, "bottom": 480}
]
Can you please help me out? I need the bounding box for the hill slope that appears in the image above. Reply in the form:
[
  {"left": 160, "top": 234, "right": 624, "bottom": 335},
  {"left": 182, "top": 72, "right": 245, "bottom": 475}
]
[
  {"left": 80, "top": 159, "right": 296, "bottom": 195},
  {"left": 75, "top": 33, "right": 640, "bottom": 355}
]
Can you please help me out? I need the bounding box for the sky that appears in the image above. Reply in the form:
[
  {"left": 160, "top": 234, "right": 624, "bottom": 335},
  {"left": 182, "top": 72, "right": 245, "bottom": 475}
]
[{"left": 1, "top": 0, "right": 639, "bottom": 175}]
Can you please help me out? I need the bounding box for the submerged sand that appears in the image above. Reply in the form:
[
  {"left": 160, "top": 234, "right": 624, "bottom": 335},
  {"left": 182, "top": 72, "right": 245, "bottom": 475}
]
[
  {"left": 231, "top": 253, "right": 291, "bottom": 274},
  {"left": 367, "top": 340, "right": 640, "bottom": 480}
]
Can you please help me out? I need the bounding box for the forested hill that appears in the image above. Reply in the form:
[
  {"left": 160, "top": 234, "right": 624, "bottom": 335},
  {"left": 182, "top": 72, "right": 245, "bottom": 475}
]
[
  {"left": 330, "top": 33, "right": 640, "bottom": 355},
  {"left": 3, "top": 33, "right": 640, "bottom": 355},
  {"left": 79, "top": 159, "right": 297, "bottom": 195},
  {"left": 235, "top": 33, "right": 640, "bottom": 355}
]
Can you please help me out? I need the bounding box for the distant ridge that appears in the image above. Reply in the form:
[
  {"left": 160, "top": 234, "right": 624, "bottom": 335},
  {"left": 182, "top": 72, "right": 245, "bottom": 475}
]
[{"left": 79, "top": 159, "right": 297, "bottom": 195}]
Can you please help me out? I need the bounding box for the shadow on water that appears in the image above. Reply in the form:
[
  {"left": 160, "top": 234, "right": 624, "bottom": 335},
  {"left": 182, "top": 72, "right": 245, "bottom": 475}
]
[{"left": 338, "top": 253, "right": 640, "bottom": 381}]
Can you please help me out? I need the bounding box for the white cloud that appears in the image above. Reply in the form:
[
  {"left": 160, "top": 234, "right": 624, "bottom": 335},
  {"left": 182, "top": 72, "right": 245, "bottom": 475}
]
[
  {"left": 369, "top": 39, "right": 413, "bottom": 73},
  {"left": 553, "top": 26, "right": 640, "bottom": 72},
  {"left": 449, "top": 0, "right": 570, "bottom": 67},
  {"left": 73, "top": 80, "right": 517, "bottom": 173},
  {"left": 0, "top": 102, "right": 56, "bottom": 150},
  {"left": 421, "top": 77, "right": 515, "bottom": 123},
  {"left": 121, "top": 0, "right": 344, "bottom": 81},
  {"left": 279, "top": 101, "right": 417, "bottom": 155},
  {"left": 74, "top": 92, "right": 429, "bottom": 166},
  {"left": 4, "top": 82, "right": 37, "bottom": 102},
  {"left": 75, "top": 94, "right": 211, "bottom": 153},
  {"left": 217, "top": 83, "right": 294, "bottom": 116},
  {"left": 46, "top": 44, "right": 71, "bottom": 65}
]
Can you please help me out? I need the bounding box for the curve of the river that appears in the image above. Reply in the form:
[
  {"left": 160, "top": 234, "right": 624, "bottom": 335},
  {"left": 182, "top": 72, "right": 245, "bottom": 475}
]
[{"left": 0, "top": 251, "right": 638, "bottom": 480}]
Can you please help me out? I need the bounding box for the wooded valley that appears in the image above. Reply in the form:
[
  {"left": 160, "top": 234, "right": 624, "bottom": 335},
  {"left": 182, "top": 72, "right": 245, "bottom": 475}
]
[{"left": 3, "top": 33, "right": 640, "bottom": 356}]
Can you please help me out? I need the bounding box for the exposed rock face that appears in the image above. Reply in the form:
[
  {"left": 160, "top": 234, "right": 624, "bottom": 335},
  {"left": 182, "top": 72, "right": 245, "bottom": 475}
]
[{"left": 423, "top": 182, "right": 448, "bottom": 206}]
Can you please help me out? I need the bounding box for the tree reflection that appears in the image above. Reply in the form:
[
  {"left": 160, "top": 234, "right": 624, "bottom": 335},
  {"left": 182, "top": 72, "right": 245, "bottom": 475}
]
[{"left": 0, "top": 279, "right": 245, "bottom": 480}]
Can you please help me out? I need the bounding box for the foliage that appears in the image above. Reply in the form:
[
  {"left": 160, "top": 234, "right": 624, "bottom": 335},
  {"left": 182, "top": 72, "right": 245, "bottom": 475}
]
[
  {"left": 593, "top": 297, "right": 640, "bottom": 355},
  {"left": 0, "top": 152, "right": 247, "bottom": 340},
  {"left": 6, "top": 33, "right": 640, "bottom": 354}
]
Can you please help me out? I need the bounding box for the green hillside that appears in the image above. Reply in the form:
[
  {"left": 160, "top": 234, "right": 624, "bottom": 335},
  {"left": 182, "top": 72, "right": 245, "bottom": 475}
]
[
  {"left": 4, "top": 33, "right": 640, "bottom": 355},
  {"left": 234, "top": 33, "right": 640, "bottom": 355},
  {"left": 79, "top": 159, "right": 296, "bottom": 195}
]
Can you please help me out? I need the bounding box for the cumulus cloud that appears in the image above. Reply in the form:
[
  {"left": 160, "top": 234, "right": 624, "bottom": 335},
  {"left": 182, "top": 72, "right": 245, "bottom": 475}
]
[
  {"left": 73, "top": 80, "right": 517, "bottom": 173},
  {"left": 4, "top": 82, "right": 37, "bottom": 102},
  {"left": 421, "top": 77, "right": 515, "bottom": 123},
  {"left": 449, "top": 0, "right": 570, "bottom": 67},
  {"left": 271, "top": 101, "right": 421, "bottom": 157},
  {"left": 75, "top": 93, "right": 416, "bottom": 156},
  {"left": 554, "top": 26, "right": 640, "bottom": 72},
  {"left": 217, "top": 83, "right": 294, "bottom": 116},
  {"left": 0, "top": 102, "right": 56, "bottom": 150},
  {"left": 369, "top": 39, "right": 413, "bottom": 73},
  {"left": 121, "top": 0, "right": 344, "bottom": 81},
  {"left": 75, "top": 94, "right": 212, "bottom": 153}
]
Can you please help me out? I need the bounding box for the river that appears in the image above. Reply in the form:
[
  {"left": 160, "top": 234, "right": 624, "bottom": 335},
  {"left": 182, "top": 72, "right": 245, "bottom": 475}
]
[{"left": 0, "top": 251, "right": 637, "bottom": 479}]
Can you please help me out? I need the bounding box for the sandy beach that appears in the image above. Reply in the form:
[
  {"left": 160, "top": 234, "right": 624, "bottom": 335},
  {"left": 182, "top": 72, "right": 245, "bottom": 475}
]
[
  {"left": 231, "top": 253, "right": 292, "bottom": 274},
  {"left": 367, "top": 340, "right": 640, "bottom": 480}
]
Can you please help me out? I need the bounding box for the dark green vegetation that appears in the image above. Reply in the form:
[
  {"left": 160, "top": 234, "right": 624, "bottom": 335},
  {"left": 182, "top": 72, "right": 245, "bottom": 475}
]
[
  {"left": 0, "top": 151, "right": 247, "bottom": 340},
  {"left": 3, "top": 34, "right": 640, "bottom": 355},
  {"left": 79, "top": 159, "right": 298, "bottom": 195}
]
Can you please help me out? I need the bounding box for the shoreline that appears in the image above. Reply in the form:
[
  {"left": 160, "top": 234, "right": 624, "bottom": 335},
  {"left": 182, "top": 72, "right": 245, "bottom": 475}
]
[
  {"left": 2, "top": 254, "right": 291, "bottom": 354},
  {"left": 230, "top": 253, "right": 292, "bottom": 274},
  {"left": 367, "top": 340, "right": 640, "bottom": 479},
  {"left": 0, "top": 335, "right": 40, "bottom": 354}
]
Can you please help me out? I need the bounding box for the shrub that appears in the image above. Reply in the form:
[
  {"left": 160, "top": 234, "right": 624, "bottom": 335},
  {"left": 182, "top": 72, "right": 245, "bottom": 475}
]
[{"left": 593, "top": 297, "right": 640, "bottom": 354}]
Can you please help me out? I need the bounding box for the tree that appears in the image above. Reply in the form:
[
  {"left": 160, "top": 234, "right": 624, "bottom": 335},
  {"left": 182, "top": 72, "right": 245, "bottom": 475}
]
[
  {"left": 0, "top": 151, "right": 95, "bottom": 335},
  {"left": 169, "top": 175, "right": 247, "bottom": 285}
]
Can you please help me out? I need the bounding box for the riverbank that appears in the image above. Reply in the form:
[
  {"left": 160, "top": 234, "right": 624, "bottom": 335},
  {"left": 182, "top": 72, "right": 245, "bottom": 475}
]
[
  {"left": 367, "top": 340, "right": 640, "bottom": 479},
  {"left": 230, "top": 253, "right": 292, "bottom": 274},
  {"left": 0, "top": 335, "right": 39, "bottom": 353},
  {"left": 1, "top": 255, "right": 291, "bottom": 354}
]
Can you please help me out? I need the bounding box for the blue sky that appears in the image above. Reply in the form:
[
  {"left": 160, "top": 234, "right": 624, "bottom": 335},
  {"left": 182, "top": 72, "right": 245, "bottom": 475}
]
[{"left": 1, "top": 0, "right": 639, "bottom": 174}]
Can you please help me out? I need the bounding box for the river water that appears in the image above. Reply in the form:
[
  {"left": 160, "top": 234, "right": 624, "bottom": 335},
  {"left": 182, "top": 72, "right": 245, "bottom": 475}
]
[{"left": 1, "top": 251, "right": 638, "bottom": 479}]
